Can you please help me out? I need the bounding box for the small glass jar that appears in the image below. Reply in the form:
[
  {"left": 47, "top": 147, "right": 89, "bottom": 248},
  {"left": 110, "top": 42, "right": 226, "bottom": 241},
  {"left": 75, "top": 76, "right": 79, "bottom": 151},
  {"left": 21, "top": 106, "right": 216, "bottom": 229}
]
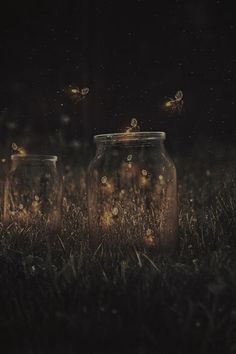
[
  {"left": 88, "top": 132, "right": 177, "bottom": 254},
  {"left": 4, "top": 155, "right": 62, "bottom": 231}
]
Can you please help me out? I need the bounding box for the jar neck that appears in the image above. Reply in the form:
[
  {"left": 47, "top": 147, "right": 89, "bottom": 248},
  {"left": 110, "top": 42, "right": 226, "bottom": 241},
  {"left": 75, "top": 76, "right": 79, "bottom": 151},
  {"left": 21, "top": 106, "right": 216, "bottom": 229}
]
[
  {"left": 11, "top": 158, "right": 57, "bottom": 169},
  {"left": 96, "top": 140, "right": 166, "bottom": 153}
]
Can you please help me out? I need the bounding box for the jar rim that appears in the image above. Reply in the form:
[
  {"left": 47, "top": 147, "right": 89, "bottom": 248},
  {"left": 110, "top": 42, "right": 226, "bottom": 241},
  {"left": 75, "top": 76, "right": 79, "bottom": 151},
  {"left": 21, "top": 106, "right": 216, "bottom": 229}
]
[
  {"left": 94, "top": 131, "right": 166, "bottom": 142},
  {"left": 11, "top": 154, "right": 58, "bottom": 161}
]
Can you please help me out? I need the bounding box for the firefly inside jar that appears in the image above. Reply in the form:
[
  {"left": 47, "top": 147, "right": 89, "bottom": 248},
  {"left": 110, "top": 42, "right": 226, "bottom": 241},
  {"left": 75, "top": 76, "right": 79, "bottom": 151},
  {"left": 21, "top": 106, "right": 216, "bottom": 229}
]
[
  {"left": 4, "top": 155, "right": 62, "bottom": 231},
  {"left": 87, "top": 132, "right": 177, "bottom": 254}
]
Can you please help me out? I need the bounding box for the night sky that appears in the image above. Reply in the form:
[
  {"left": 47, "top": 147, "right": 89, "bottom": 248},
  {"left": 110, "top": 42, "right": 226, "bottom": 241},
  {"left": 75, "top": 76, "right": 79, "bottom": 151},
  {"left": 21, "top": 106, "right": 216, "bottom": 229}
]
[{"left": 0, "top": 0, "right": 236, "bottom": 153}]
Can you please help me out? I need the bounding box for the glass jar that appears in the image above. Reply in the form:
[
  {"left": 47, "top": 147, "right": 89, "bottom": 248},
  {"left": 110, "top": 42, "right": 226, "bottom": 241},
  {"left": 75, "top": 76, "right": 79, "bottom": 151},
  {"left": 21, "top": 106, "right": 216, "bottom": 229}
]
[
  {"left": 4, "top": 155, "right": 63, "bottom": 231},
  {"left": 88, "top": 132, "right": 177, "bottom": 254}
]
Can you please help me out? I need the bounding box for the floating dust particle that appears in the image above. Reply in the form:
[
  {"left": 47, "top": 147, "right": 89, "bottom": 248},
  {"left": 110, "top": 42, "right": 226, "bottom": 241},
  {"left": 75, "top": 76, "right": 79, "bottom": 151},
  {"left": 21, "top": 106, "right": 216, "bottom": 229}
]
[
  {"left": 101, "top": 176, "right": 107, "bottom": 184},
  {"left": 35, "top": 195, "right": 40, "bottom": 201},
  {"left": 100, "top": 211, "right": 113, "bottom": 229},
  {"left": 159, "top": 175, "right": 163, "bottom": 181},
  {"left": 19, "top": 204, "right": 24, "bottom": 210}
]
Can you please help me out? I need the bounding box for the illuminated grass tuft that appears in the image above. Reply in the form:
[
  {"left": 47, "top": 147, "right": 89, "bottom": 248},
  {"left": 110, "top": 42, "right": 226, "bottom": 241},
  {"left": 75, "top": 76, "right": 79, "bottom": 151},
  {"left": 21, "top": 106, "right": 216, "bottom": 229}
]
[{"left": 0, "top": 147, "right": 235, "bottom": 353}]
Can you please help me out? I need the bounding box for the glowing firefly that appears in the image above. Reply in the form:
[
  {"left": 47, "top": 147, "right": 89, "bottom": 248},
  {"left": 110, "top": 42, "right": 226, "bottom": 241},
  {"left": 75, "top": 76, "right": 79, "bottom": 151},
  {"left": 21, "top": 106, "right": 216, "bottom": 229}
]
[
  {"left": 125, "top": 118, "right": 140, "bottom": 133},
  {"left": 144, "top": 228, "right": 156, "bottom": 246},
  {"left": 100, "top": 211, "right": 114, "bottom": 229},
  {"left": 65, "top": 85, "right": 89, "bottom": 104},
  {"left": 12, "top": 143, "right": 27, "bottom": 156},
  {"left": 164, "top": 90, "right": 184, "bottom": 114}
]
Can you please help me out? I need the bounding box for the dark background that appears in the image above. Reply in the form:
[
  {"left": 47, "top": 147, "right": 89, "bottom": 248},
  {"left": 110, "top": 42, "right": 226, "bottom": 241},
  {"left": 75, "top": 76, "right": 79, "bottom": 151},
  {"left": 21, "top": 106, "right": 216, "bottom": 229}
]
[{"left": 0, "top": 0, "right": 236, "bottom": 154}]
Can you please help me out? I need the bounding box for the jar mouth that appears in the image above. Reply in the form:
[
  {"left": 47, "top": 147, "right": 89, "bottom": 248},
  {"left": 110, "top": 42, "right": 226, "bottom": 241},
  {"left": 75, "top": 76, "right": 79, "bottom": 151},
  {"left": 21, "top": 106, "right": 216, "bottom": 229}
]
[
  {"left": 94, "top": 131, "right": 166, "bottom": 143},
  {"left": 11, "top": 154, "right": 58, "bottom": 162}
]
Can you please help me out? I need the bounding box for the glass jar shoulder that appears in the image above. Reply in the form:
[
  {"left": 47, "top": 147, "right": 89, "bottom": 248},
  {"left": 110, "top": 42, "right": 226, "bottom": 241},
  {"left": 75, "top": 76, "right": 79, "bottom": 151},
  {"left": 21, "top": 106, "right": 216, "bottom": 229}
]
[{"left": 88, "top": 144, "right": 176, "bottom": 180}]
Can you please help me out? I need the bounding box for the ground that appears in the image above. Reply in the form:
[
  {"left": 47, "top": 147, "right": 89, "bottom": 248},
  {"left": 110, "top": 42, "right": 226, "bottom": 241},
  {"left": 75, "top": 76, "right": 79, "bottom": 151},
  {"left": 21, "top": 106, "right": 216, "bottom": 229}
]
[{"left": 0, "top": 143, "right": 235, "bottom": 354}]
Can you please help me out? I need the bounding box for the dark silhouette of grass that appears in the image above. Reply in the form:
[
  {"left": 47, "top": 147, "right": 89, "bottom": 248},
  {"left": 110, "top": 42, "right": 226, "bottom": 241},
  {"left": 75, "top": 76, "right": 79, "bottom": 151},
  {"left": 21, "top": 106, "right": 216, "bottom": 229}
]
[{"left": 0, "top": 145, "right": 235, "bottom": 354}]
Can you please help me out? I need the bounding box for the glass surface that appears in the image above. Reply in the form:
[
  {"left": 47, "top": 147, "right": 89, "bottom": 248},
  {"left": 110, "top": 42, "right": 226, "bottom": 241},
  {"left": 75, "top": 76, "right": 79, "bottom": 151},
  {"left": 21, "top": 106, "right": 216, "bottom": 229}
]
[
  {"left": 87, "top": 132, "right": 177, "bottom": 254},
  {"left": 4, "top": 154, "right": 62, "bottom": 231}
]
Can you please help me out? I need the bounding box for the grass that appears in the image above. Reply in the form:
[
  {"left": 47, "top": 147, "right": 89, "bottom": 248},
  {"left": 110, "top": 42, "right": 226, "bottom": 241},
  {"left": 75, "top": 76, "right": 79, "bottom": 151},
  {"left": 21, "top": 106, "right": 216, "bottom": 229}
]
[{"left": 0, "top": 145, "right": 236, "bottom": 354}]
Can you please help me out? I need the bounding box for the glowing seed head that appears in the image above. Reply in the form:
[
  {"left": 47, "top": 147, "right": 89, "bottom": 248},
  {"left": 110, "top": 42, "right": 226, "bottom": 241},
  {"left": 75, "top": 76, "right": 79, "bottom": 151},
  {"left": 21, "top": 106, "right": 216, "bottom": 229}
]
[
  {"left": 101, "top": 176, "right": 107, "bottom": 184},
  {"left": 141, "top": 169, "right": 148, "bottom": 176},
  {"left": 127, "top": 154, "right": 132, "bottom": 162},
  {"left": 71, "top": 88, "right": 79, "bottom": 94},
  {"left": 112, "top": 207, "right": 119, "bottom": 216},
  {"left": 130, "top": 118, "right": 138, "bottom": 128},
  {"left": 35, "top": 195, "right": 40, "bottom": 201}
]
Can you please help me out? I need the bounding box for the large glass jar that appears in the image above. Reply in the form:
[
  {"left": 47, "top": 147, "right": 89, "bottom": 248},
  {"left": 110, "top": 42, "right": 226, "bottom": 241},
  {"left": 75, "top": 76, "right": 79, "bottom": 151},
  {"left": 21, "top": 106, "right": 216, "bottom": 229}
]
[
  {"left": 87, "top": 132, "right": 177, "bottom": 254},
  {"left": 4, "top": 155, "right": 62, "bottom": 231}
]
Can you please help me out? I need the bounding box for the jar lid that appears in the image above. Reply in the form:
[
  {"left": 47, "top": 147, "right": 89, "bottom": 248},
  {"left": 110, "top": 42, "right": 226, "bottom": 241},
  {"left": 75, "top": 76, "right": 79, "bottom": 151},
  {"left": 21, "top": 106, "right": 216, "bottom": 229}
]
[
  {"left": 94, "top": 131, "right": 166, "bottom": 143},
  {"left": 11, "top": 154, "right": 58, "bottom": 162}
]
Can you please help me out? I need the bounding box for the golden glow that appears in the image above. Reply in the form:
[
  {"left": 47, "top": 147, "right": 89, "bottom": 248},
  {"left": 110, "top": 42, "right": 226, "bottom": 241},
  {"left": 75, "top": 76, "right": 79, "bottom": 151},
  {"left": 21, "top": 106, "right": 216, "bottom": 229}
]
[
  {"left": 144, "top": 229, "right": 156, "bottom": 246},
  {"left": 140, "top": 176, "right": 149, "bottom": 187},
  {"left": 71, "top": 88, "right": 79, "bottom": 94},
  {"left": 100, "top": 211, "right": 114, "bottom": 229},
  {"left": 101, "top": 177, "right": 115, "bottom": 194},
  {"left": 165, "top": 100, "right": 173, "bottom": 107},
  {"left": 112, "top": 207, "right": 119, "bottom": 216},
  {"left": 18, "top": 147, "right": 27, "bottom": 156}
]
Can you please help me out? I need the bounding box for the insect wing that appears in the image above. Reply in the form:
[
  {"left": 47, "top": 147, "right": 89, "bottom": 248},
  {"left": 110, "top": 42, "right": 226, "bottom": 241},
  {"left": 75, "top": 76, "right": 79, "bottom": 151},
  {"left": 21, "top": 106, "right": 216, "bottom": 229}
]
[
  {"left": 175, "top": 90, "right": 183, "bottom": 101},
  {"left": 81, "top": 87, "right": 89, "bottom": 96}
]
